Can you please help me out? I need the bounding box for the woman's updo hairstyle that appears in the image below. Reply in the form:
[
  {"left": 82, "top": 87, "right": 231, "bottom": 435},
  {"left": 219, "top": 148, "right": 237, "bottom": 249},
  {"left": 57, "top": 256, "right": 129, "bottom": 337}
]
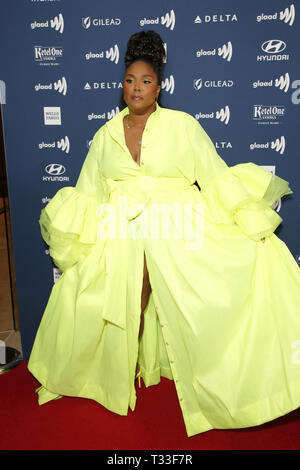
[{"left": 125, "top": 30, "right": 165, "bottom": 84}]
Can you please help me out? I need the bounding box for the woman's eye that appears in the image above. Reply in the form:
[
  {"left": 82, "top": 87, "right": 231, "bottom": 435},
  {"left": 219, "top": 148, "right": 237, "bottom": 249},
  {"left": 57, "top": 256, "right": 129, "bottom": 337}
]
[
  {"left": 144, "top": 80, "right": 151, "bottom": 84},
  {"left": 126, "top": 79, "right": 133, "bottom": 83}
]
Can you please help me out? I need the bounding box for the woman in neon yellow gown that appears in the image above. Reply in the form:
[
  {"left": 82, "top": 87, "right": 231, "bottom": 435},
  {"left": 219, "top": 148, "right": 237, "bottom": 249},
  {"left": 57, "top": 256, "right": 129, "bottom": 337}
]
[{"left": 28, "top": 31, "right": 300, "bottom": 437}]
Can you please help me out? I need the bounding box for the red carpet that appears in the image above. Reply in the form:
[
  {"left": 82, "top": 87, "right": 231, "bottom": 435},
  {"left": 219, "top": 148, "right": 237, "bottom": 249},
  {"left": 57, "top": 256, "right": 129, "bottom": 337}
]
[{"left": 1, "top": 361, "right": 300, "bottom": 450}]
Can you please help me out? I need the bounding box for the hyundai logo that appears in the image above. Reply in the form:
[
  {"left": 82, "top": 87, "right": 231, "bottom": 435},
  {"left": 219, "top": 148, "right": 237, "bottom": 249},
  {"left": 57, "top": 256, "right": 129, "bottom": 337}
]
[
  {"left": 45, "top": 164, "right": 66, "bottom": 175},
  {"left": 261, "top": 39, "right": 286, "bottom": 54}
]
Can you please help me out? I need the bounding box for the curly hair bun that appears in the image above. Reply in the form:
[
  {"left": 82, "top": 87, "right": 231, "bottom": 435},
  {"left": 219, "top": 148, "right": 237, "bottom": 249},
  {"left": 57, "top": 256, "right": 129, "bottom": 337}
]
[{"left": 125, "top": 30, "right": 165, "bottom": 82}]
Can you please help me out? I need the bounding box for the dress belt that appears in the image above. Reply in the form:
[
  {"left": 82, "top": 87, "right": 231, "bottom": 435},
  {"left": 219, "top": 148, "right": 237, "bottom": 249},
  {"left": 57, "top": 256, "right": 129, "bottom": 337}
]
[{"left": 105, "top": 176, "right": 193, "bottom": 220}]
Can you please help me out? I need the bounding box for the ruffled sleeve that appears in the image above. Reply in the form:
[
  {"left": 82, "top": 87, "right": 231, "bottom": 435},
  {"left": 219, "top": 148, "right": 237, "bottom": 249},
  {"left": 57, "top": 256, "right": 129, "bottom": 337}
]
[
  {"left": 188, "top": 117, "right": 293, "bottom": 241},
  {"left": 39, "top": 129, "right": 110, "bottom": 271}
]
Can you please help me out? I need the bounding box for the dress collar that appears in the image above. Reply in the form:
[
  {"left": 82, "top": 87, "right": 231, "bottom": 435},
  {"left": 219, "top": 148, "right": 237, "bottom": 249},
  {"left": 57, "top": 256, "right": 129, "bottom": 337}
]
[{"left": 105, "top": 102, "right": 161, "bottom": 145}]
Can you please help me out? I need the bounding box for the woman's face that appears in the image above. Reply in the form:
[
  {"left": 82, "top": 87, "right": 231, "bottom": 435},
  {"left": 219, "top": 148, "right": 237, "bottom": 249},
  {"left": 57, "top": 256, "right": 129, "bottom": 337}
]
[{"left": 123, "top": 60, "right": 161, "bottom": 115}]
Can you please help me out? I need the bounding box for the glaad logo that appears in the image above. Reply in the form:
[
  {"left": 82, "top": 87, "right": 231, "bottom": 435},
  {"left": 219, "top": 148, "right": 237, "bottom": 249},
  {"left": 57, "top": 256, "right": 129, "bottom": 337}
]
[
  {"left": 42, "top": 197, "right": 51, "bottom": 205},
  {"left": 34, "top": 46, "right": 63, "bottom": 66},
  {"left": 88, "top": 107, "right": 120, "bottom": 121},
  {"left": 260, "top": 165, "right": 282, "bottom": 212},
  {"left": 139, "top": 9, "right": 176, "bottom": 30},
  {"left": 250, "top": 136, "right": 286, "bottom": 155},
  {"left": 253, "top": 105, "right": 286, "bottom": 124},
  {"left": 216, "top": 106, "right": 230, "bottom": 124},
  {"left": 257, "top": 39, "right": 289, "bottom": 61},
  {"left": 256, "top": 4, "right": 295, "bottom": 26},
  {"left": 53, "top": 268, "right": 62, "bottom": 284},
  {"left": 0, "top": 80, "right": 6, "bottom": 105},
  {"left": 85, "top": 45, "right": 119, "bottom": 64},
  {"left": 54, "top": 77, "right": 67, "bottom": 95},
  {"left": 193, "top": 78, "right": 234, "bottom": 90},
  {"left": 196, "top": 41, "right": 233, "bottom": 62},
  {"left": 35, "top": 76, "right": 67, "bottom": 95},
  {"left": 43, "top": 163, "right": 69, "bottom": 181},
  {"left": 106, "top": 45, "right": 119, "bottom": 64},
  {"left": 81, "top": 16, "right": 121, "bottom": 28},
  {"left": 275, "top": 73, "right": 290, "bottom": 92},
  {"left": 271, "top": 136, "right": 286, "bottom": 154},
  {"left": 161, "top": 10, "right": 176, "bottom": 30},
  {"left": 291, "top": 80, "right": 300, "bottom": 104},
  {"left": 31, "top": 13, "right": 64, "bottom": 33},
  {"left": 252, "top": 73, "right": 290, "bottom": 93},
  {"left": 161, "top": 75, "right": 175, "bottom": 94},
  {"left": 194, "top": 13, "right": 238, "bottom": 23},
  {"left": 38, "top": 136, "right": 70, "bottom": 153},
  {"left": 195, "top": 106, "right": 230, "bottom": 125}
]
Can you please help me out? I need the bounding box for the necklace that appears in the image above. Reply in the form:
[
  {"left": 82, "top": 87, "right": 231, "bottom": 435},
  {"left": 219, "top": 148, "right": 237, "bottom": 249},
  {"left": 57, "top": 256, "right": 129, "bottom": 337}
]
[{"left": 126, "top": 115, "right": 144, "bottom": 145}]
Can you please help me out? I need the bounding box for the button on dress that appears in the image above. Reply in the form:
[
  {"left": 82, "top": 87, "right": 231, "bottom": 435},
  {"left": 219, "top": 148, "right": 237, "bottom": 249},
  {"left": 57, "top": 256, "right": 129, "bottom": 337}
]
[{"left": 28, "top": 104, "right": 300, "bottom": 437}]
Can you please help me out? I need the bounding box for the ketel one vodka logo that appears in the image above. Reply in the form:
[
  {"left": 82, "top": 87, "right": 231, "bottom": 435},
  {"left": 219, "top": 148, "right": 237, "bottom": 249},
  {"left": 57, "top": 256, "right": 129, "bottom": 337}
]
[
  {"left": 38, "top": 136, "right": 70, "bottom": 153},
  {"left": 35, "top": 77, "right": 67, "bottom": 95},
  {"left": 34, "top": 45, "right": 63, "bottom": 65}
]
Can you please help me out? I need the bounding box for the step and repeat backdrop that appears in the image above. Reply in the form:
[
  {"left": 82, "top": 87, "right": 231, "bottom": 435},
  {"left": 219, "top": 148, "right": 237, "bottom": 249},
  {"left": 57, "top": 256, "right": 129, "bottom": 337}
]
[{"left": 1, "top": 0, "right": 299, "bottom": 358}]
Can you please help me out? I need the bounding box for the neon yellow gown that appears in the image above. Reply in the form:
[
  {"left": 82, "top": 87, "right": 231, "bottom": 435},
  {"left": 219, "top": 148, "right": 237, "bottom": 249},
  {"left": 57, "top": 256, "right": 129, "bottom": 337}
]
[{"left": 28, "top": 104, "right": 300, "bottom": 437}]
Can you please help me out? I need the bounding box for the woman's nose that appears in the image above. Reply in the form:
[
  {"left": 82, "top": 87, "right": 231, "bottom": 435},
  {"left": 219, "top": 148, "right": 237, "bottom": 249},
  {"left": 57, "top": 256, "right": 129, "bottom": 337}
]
[{"left": 134, "top": 82, "right": 141, "bottom": 91}]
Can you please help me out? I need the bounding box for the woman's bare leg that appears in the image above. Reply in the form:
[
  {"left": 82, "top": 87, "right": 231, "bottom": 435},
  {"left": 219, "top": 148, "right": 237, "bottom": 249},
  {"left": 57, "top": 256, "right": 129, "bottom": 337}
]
[{"left": 139, "top": 252, "right": 152, "bottom": 339}]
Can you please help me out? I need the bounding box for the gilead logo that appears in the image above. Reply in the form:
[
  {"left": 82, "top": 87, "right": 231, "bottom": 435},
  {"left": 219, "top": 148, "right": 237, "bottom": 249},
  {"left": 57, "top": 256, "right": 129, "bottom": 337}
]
[
  {"left": 81, "top": 17, "right": 121, "bottom": 28},
  {"left": 193, "top": 78, "right": 234, "bottom": 90}
]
